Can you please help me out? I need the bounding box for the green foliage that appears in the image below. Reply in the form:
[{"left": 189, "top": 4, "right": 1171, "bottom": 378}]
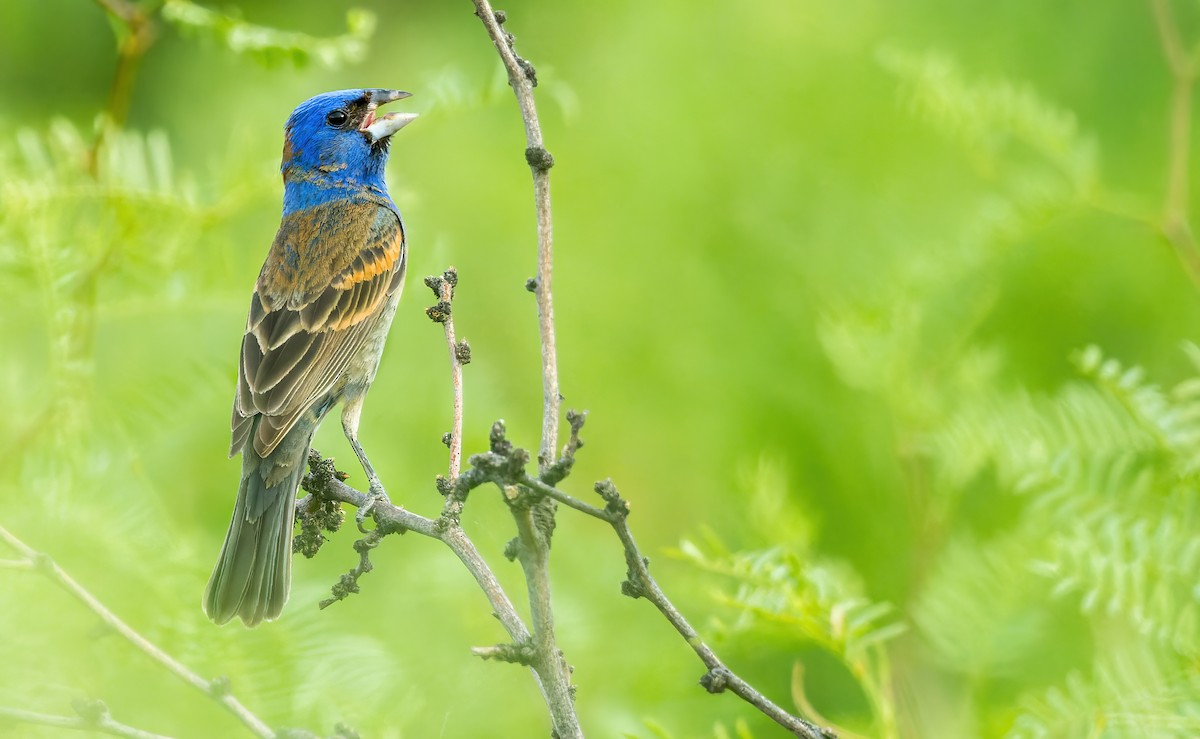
[
  {"left": 670, "top": 458, "right": 904, "bottom": 737},
  {"left": 672, "top": 31, "right": 1200, "bottom": 739},
  {"left": 160, "top": 1, "right": 375, "bottom": 68},
  {"left": 0, "top": 119, "right": 209, "bottom": 509},
  {"left": 1010, "top": 660, "right": 1200, "bottom": 738},
  {"left": 681, "top": 539, "right": 906, "bottom": 664},
  {"left": 877, "top": 47, "right": 1097, "bottom": 196}
]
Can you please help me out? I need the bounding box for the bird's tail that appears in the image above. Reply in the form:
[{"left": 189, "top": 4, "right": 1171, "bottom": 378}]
[{"left": 203, "top": 423, "right": 313, "bottom": 627}]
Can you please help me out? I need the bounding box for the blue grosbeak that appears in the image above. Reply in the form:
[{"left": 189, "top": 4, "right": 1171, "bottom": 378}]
[{"left": 204, "top": 89, "right": 417, "bottom": 626}]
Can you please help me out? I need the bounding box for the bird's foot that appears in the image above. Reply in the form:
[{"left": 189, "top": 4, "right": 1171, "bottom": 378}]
[{"left": 355, "top": 479, "right": 391, "bottom": 533}]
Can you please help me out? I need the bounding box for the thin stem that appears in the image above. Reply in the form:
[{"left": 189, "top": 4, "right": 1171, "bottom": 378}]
[
  {"left": 438, "top": 275, "right": 465, "bottom": 480},
  {"left": 512, "top": 506, "right": 580, "bottom": 737},
  {"left": 521, "top": 477, "right": 833, "bottom": 739},
  {"left": 441, "top": 524, "right": 532, "bottom": 644},
  {"left": 471, "top": 0, "right": 560, "bottom": 470},
  {"left": 533, "top": 169, "right": 560, "bottom": 471},
  {"left": 1148, "top": 0, "right": 1200, "bottom": 288},
  {"left": 0, "top": 524, "right": 275, "bottom": 738},
  {"left": 521, "top": 475, "right": 608, "bottom": 519},
  {"left": 610, "top": 511, "right": 830, "bottom": 738},
  {"left": 0, "top": 705, "right": 170, "bottom": 739}
]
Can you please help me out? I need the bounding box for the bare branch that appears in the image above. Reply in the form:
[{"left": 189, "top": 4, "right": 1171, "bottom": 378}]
[
  {"left": 604, "top": 478, "right": 832, "bottom": 738},
  {"left": 522, "top": 475, "right": 608, "bottom": 520},
  {"left": 424, "top": 268, "right": 468, "bottom": 480},
  {"left": 0, "top": 524, "right": 276, "bottom": 738},
  {"left": 470, "top": 0, "right": 560, "bottom": 470},
  {"left": 0, "top": 702, "right": 171, "bottom": 739},
  {"left": 519, "top": 475, "right": 834, "bottom": 739},
  {"left": 510, "top": 504, "right": 580, "bottom": 736}
]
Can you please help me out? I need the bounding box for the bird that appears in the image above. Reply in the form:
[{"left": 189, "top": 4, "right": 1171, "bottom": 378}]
[{"left": 203, "top": 89, "right": 418, "bottom": 627}]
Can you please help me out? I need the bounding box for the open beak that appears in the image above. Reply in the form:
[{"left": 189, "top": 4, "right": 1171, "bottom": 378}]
[{"left": 361, "top": 89, "right": 417, "bottom": 143}]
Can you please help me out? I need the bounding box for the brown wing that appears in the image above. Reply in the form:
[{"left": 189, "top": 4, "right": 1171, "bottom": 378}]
[{"left": 230, "top": 199, "right": 406, "bottom": 458}]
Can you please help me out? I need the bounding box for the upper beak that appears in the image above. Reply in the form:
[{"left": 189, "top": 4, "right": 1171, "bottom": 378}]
[{"left": 361, "top": 89, "right": 417, "bottom": 143}]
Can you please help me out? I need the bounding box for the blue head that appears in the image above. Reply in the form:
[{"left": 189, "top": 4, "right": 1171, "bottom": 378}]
[{"left": 280, "top": 88, "right": 417, "bottom": 213}]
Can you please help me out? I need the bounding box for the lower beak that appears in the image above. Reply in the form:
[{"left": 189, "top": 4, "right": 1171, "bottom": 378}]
[
  {"left": 361, "top": 89, "right": 416, "bottom": 143},
  {"left": 363, "top": 111, "right": 419, "bottom": 142}
]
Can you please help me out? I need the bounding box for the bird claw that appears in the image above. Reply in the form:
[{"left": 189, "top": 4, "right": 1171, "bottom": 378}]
[{"left": 355, "top": 480, "right": 390, "bottom": 533}]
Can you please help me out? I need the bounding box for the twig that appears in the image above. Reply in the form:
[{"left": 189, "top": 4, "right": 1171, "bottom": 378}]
[
  {"left": 0, "top": 524, "right": 276, "bottom": 738},
  {"left": 1148, "top": 0, "right": 1200, "bottom": 289},
  {"left": 318, "top": 526, "right": 386, "bottom": 610},
  {"left": 470, "top": 0, "right": 560, "bottom": 470},
  {"left": 520, "top": 475, "right": 835, "bottom": 739},
  {"left": 511, "top": 503, "right": 580, "bottom": 736},
  {"left": 425, "top": 268, "right": 469, "bottom": 480},
  {"left": 0, "top": 702, "right": 171, "bottom": 739}
]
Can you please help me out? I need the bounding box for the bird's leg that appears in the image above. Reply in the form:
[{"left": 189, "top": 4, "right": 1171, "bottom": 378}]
[{"left": 341, "top": 395, "right": 389, "bottom": 531}]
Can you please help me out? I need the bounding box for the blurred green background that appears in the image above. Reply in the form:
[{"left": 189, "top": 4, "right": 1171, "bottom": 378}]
[{"left": 3, "top": 0, "right": 1200, "bottom": 736}]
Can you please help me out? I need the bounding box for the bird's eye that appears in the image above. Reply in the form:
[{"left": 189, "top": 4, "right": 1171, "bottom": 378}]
[{"left": 325, "top": 109, "right": 350, "bottom": 128}]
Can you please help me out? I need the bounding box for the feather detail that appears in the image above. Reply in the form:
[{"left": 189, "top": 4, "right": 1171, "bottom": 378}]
[{"left": 229, "top": 197, "right": 405, "bottom": 458}]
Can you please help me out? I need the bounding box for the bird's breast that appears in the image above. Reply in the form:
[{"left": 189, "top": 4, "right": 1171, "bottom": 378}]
[
  {"left": 258, "top": 199, "right": 382, "bottom": 305},
  {"left": 338, "top": 288, "right": 404, "bottom": 396}
]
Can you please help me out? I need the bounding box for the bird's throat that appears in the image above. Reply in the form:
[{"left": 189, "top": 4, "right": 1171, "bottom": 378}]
[{"left": 281, "top": 171, "right": 389, "bottom": 217}]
